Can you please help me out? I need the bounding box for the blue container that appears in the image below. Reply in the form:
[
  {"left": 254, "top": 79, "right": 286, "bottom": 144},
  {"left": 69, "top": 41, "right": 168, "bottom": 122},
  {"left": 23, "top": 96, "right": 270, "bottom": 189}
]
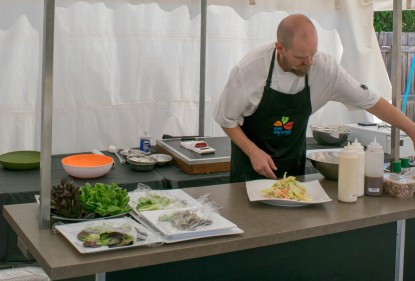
[{"left": 139, "top": 136, "right": 151, "bottom": 153}]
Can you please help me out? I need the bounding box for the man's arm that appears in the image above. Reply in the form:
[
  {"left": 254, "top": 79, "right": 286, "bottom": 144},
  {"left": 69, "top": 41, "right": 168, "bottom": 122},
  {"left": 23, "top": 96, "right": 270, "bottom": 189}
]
[
  {"left": 222, "top": 126, "right": 277, "bottom": 179},
  {"left": 367, "top": 97, "right": 415, "bottom": 148}
]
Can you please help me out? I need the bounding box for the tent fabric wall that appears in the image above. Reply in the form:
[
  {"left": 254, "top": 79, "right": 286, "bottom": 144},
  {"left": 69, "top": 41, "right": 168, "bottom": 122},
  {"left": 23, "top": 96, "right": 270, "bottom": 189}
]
[{"left": 0, "top": 0, "right": 391, "bottom": 154}]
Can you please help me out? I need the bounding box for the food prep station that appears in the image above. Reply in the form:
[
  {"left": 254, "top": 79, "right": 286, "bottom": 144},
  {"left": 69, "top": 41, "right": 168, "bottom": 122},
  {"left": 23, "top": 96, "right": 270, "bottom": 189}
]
[{"left": 155, "top": 136, "right": 231, "bottom": 175}]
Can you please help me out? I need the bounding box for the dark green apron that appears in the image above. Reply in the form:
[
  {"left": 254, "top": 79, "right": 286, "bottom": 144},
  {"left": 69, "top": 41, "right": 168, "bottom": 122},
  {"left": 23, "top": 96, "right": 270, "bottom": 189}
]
[{"left": 230, "top": 49, "right": 312, "bottom": 183}]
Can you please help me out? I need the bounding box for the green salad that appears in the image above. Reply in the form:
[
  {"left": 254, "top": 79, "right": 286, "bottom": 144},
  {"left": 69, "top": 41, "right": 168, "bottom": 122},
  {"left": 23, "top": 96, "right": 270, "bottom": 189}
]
[{"left": 79, "top": 183, "right": 131, "bottom": 217}]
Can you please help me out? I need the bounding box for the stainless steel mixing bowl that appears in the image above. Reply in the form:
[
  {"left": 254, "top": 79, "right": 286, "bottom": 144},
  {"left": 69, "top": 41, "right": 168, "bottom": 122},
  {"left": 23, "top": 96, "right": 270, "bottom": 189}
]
[{"left": 306, "top": 151, "right": 340, "bottom": 180}]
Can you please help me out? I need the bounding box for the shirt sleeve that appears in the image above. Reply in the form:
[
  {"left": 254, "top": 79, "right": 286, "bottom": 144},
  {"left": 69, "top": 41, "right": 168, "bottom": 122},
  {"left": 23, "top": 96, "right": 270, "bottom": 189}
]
[
  {"left": 213, "top": 65, "right": 260, "bottom": 128},
  {"left": 310, "top": 53, "right": 380, "bottom": 113}
]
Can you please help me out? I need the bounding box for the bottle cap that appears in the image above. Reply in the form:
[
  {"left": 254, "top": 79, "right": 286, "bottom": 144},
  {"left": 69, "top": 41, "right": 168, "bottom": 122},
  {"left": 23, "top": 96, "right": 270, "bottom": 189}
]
[
  {"left": 392, "top": 161, "right": 402, "bottom": 173},
  {"left": 401, "top": 157, "right": 410, "bottom": 168},
  {"left": 341, "top": 146, "right": 357, "bottom": 157},
  {"left": 351, "top": 138, "right": 364, "bottom": 150},
  {"left": 367, "top": 137, "right": 383, "bottom": 152}
]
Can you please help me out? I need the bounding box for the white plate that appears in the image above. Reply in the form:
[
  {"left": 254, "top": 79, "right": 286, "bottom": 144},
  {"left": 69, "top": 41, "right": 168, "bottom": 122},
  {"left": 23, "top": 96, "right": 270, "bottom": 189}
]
[
  {"left": 139, "top": 208, "right": 237, "bottom": 239},
  {"left": 128, "top": 189, "right": 202, "bottom": 214},
  {"left": 246, "top": 179, "right": 332, "bottom": 207},
  {"left": 55, "top": 217, "right": 164, "bottom": 254},
  {"left": 128, "top": 211, "right": 243, "bottom": 243}
]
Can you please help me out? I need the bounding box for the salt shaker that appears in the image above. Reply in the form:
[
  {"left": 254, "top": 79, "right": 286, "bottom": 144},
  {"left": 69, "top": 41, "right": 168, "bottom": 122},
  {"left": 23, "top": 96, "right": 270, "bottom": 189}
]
[
  {"left": 364, "top": 138, "right": 384, "bottom": 196},
  {"left": 350, "top": 139, "right": 365, "bottom": 197},
  {"left": 338, "top": 145, "right": 358, "bottom": 203}
]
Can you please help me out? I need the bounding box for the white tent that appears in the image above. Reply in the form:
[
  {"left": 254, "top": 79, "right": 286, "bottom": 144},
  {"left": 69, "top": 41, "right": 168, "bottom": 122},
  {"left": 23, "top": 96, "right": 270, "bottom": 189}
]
[
  {"left": 0, "top": 0, "right": 405, "bottom": 155},
  {"left": 1, "top": 1, "right": 410, "bottom": 278}
]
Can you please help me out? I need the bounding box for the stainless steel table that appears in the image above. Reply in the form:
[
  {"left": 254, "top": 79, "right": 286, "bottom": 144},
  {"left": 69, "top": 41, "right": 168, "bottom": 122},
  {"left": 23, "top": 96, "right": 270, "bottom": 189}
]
[{"left": 4, "top": 174, "right": 415, "bottom": 280}]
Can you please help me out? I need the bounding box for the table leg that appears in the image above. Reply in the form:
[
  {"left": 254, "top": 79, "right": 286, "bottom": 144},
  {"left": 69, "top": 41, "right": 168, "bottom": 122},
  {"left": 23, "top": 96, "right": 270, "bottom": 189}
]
[
  {"left": 96, "top": 272, "right": 106, "bottom": 281},
  {"left": 395, "top": 219, "right": 406, "bottom": 281}
]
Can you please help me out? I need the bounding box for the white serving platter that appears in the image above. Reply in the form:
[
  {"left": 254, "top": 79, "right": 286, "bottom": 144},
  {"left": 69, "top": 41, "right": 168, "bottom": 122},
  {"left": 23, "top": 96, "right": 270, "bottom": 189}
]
[
  {"left": 246, "top": 179, "right": 332, "bottom": 207},
  {"left": 128, "top": 189, "right": 243, "bottom": 241},
  {"left": 129, "top": 211, "right": 243, "bottom": 243},
  {"left": 55, "top": 217, "right": 163, "bottom": 254},
  {"left": 138, "top": 207, "right": 238, "bottom": 239}
]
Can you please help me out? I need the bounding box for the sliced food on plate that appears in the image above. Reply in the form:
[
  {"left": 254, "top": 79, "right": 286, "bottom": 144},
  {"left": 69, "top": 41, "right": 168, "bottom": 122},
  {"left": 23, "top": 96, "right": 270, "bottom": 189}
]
[
  {"left": 158, "top": 209, "right": 213, "bottom": 231},
  {"left": 77, "top": 225, "right": 134, "bottom": 248},
  {"left": 260, "top": 173, "right": 312, "bottom": 202},
  {"left": 245, "top": 175, "right": 332, "bottom": 207}
]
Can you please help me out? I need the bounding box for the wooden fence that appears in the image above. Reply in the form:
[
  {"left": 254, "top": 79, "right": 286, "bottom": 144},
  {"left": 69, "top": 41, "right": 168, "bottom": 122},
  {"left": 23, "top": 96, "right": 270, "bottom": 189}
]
[{"left": 377, "top": 32, "right": 415, "bottom": 120}]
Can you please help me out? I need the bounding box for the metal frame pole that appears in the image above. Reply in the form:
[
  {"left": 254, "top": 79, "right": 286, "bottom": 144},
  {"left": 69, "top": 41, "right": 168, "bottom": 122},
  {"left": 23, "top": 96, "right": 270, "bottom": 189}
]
[
  {"left": 39, "top": 0, "right": 55, "bottom": 229},
  {"left": 390, "top": 0, "right": 402, "bottom": 163},
  {"left": 391, "top": 1, "right": 405, "bottom": 280},
  {"left": 198, "top": 0, "right": 207, "bottom": 137}
]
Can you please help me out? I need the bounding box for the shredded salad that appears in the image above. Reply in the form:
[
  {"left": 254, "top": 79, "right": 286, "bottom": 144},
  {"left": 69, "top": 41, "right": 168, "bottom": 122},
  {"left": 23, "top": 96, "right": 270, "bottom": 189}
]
[{"left": 260, "top": 173, "right": 312, "bottom": 201}]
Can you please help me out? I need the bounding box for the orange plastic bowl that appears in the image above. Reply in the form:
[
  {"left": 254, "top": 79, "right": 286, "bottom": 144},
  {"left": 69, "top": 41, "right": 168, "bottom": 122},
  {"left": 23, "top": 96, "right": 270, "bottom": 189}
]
[{"left": 61, "top": 154, "right": 114, "bottom": 178}]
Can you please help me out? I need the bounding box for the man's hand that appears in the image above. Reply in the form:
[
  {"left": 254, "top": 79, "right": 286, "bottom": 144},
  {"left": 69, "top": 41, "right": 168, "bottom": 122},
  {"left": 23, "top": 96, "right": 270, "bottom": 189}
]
[
  {"left": 221, "top": 125, "right": 277, "bottom": 179},
  {"left": 249, "top": 147, "right": 277, "bottom": 179}
]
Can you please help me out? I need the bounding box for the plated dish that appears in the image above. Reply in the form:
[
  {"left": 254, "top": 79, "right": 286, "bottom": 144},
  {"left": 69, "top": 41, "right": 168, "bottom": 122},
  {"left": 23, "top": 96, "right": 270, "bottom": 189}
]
[
  {"left": 128, "top": 189, "right": 202, "bottom": 213},
  {"left": 138, "top": 207, "right": 238, "bottom": 239},
  {"left": 129, "top": 211, "right": 243, "bottom": 243},
  {"left": 55, "top": 217, "right": 163, "bottom": 254},
  {"left": 246, "top": 179, "right": 332, "bottom": 207},
  {"left": 129, "top": 189, "right": 243, "bottom": 240}
]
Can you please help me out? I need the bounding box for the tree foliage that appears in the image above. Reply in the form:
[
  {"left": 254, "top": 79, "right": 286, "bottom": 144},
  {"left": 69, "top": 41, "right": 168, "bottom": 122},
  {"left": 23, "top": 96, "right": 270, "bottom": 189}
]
[{"left": 374, "top": 11, "right": 415, "bottom": 32}]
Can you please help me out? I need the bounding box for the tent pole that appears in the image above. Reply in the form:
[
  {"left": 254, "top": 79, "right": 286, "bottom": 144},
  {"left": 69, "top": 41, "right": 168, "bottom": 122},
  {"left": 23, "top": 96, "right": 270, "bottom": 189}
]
[
  {"left": 391, "top": 1, "right": 404, "bottom": 281},
  {"left": 198, "top": 0, "right": 207, "bottom": 137},
  {"left": 39, "top": 0, "right": 55, "bottom": 229},
  {"left": 390, "top": 0, "right": 402, "bottom": 163}
]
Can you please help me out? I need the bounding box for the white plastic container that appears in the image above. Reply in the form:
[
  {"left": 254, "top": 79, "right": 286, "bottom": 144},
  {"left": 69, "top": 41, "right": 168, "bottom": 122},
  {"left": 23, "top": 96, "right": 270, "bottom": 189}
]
[
  {"left": 350, "top": 139, "right": 365, "bottom": 197},
  {"left": 338, "top": 145, "right": 358, "bottom": 203},
  {"left": 364, "top": 138, "right": 384, "bottom": 196}
]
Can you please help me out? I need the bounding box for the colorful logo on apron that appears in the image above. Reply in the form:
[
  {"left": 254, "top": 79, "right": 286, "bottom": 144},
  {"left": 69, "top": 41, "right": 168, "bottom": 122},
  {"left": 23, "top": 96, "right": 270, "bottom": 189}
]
[{"left": 273, "top": 116, "right": 294, "bottom": 136}]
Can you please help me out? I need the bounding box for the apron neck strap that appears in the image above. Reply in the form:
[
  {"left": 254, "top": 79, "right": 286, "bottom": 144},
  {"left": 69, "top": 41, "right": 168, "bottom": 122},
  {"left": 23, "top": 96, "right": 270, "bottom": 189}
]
[{"left": 265, "top": 49, "right": 276, "bottom": 91}]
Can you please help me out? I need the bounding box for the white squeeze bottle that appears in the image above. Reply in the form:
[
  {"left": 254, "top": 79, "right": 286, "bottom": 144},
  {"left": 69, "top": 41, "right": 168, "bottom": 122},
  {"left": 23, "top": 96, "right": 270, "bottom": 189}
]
[
  {"left": 364, "top": 138, "right": 384, "bottom": 196},
  {"left": 338, "top": 144, "right": 358, "bottom": 203},
  {"left": 350, "top": 139, "right": 365, "bottom": 197}
]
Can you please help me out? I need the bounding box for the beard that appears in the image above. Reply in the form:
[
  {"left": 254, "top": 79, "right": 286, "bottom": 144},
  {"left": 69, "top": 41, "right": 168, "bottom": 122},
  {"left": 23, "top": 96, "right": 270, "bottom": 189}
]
[
  {"left": 279, "top": 54, "right": 311, "bottom": 77},
  {"left": 290, "top": 65, "right": 310, "bottom": 77}
]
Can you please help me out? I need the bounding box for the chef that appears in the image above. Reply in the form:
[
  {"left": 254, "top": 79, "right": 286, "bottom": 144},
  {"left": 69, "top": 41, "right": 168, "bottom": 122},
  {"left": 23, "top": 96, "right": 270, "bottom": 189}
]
[{"left": 213, "top": 14, "right": 415, "bottom": 183}]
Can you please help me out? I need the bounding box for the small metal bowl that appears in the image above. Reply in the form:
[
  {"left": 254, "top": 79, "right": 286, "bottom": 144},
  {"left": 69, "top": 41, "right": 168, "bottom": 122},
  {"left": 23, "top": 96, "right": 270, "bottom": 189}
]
[
  {"left": 127, "top": 156, "right": 157, "bottom": 171},
  {"left": 310, "top": 125, "right": 351, "bottom": 146},
  {"left": 120, "top": 149, "right": 145, "bottom": 159},
  {"left": 149, "top": 154, "right": 173, "bottom": 166}
]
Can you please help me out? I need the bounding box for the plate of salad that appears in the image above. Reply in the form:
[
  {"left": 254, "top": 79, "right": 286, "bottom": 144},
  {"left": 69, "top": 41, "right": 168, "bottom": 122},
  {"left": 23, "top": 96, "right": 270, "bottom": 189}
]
[
  {"left": 246, "top": 176, "right": 332, "bottom": 207},
  {"left": 128, "top": 189, "right": 202, "bottom": 214},
  {"left": 55, "top": 217, "right": 164, "bottom": 254}
]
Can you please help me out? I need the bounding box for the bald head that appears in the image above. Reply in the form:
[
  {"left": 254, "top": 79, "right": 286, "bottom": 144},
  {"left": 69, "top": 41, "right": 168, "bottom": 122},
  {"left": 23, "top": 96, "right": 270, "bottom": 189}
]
[{"left": 277, "top": 14, "right": 317, "bottom": 50}]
